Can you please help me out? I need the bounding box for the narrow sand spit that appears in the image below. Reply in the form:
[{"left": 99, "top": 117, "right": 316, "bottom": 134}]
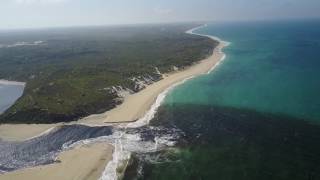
[{"left": 0, "top": 143, "right": 113, "bottom": 180}]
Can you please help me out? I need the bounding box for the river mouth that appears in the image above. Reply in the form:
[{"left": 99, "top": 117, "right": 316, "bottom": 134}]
[
  {"left": 0, "top": 125, "right": 113, "bottom": 172},
  {"left": 0, "top": 122, "right": 182, "bottom": 175},
  {"left": 123, "top": 104, "right": 320, "bottom": 180},
  {"left": 2, "top": 104, "right": 320, "bottom": 179},
  {"left": 0, "top": 81, "right": 25, "bottom": 114}
]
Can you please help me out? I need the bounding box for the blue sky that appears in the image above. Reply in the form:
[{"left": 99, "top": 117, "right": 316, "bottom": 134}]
[{"left": 1, "top": 0, "right": 320, "bottom": 29}]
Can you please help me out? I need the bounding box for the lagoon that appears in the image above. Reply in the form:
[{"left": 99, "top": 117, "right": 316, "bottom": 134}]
[{"left": 0, "top": 81, "right": 25, "bottom": 114}]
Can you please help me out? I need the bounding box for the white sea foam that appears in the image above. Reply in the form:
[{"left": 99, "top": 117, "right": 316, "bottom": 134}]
[{"left": 62, "top": 126, "right": 179, "bottom": 180}]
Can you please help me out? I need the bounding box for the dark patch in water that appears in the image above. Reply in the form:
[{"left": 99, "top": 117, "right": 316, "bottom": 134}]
[
  {"left": 0, "top": 124, "right": 112, "bottom": 172},
  {"left": 125, "top": 104, "right": 320, "bottom": 180},
  {"left": 124, "top": 126, "right": 183, "bottom": 142}
]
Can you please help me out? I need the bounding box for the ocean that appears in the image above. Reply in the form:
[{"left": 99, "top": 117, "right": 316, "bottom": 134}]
[
  {"left": 167, "top": 20, "right": 320, "bottom": 123},
  {"left": 124, "top": 20, "right": 320, "bottom": 179}
]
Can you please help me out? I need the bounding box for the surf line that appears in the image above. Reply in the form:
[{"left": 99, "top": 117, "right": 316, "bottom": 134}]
[{"left": 99, "top": 24, "right": 230, "bottom": 180}]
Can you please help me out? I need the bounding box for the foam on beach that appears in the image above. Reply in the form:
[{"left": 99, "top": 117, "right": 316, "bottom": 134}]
[{"left": 98, "top": 24, "right": 230, "bottom": 180}]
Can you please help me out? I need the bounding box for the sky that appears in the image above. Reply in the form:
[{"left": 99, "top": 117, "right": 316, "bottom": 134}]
[{"left": 0, "top": 0, "right": 320, "bottom": 29}]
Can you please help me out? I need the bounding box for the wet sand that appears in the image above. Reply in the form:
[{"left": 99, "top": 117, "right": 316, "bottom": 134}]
[{"left": 0, "top": 143, "right": 113, "bottom": 180}]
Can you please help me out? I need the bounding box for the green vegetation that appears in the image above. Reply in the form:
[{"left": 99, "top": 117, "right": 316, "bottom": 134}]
[{"left": 0, "top": 24, "right": 218, "bottom": 123}]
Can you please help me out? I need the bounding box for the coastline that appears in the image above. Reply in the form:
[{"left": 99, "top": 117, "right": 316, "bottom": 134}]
[
  {"left": 0, "top": 24, "right": 229, "bottom": 180},
  {"left": 79, "top": 27, "right": 228, "bottom": 125}
]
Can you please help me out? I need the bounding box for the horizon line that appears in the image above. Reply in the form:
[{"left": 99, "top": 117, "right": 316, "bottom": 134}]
[{"left": 0, "top": 17, "right": 319, "bottom": 32}]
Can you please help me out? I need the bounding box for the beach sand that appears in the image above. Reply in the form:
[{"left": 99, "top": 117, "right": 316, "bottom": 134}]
[
  {"left": 0, "top": 124, "right": 58, "bottom": 141},
  {"left": 80, "top": 41, "right": 227, "bottom": 125},
  {"left": 0, "top": 143, "right": 113, "bottom": 180}
]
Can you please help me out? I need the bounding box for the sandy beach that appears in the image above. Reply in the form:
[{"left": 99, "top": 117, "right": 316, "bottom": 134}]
[
  {"left": 0, "top": 124, "right": 59, "bottom": 141},
  {"left": 80, "top": 40, "right": 227, "bottom": 125},
  {"left": 0, "top": 143, "right": 113, "bottom": 180}
]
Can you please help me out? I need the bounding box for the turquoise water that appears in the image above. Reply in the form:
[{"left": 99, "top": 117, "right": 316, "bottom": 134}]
[
  {"left": 165, "top": 20, "right": 320, "bottom": 122},
  {"left": 124, "top": 20, "right": 320, "bottom": 180}
]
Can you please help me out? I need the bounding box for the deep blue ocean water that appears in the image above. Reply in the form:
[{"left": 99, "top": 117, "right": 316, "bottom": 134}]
[{"left": 124, "top": 20, "right": 320, "bottom": 180}]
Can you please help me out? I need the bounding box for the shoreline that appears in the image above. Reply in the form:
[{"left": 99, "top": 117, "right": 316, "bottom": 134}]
[
  {"left": 0, "top": 143, "right": 113, "bottom": 180},
  {"left": 0, "top": 25, "right": 228, "bottom": 142},
  {"left": 0, "top": 24, "right": 229, "bottom": 180},
  {"left": 0, "top": 80, "right": 26, "bottom": 86},
  {"left": 78, "top": 26, "right": 229, "bottom": 125},
  {"left": 97, "top": 25, "right": 229, "bottom": 179},
  {"left": 0, "top": 80, "right": 26, "bottom": 116}
]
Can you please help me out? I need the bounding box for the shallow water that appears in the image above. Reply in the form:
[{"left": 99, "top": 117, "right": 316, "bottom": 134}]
[
  {"left": 0, "top": 125, "right": 113, "bottom": 172},
  {"left": 0, "top": 83, "right": 24, "bottom": 114}
]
